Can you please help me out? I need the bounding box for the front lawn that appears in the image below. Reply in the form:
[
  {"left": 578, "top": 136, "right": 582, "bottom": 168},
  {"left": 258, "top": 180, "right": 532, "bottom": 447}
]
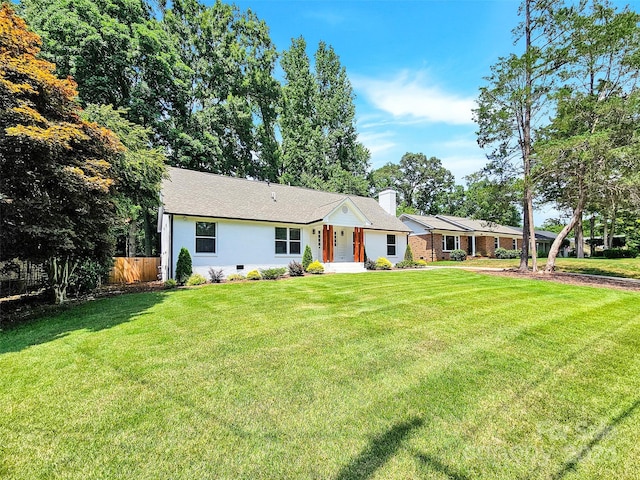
[
  {"left": 440, "top": 256, "right": 640, "bottom": 279},
  {"left": 1, "top": 270, "right": 639, "bottom": 479}
]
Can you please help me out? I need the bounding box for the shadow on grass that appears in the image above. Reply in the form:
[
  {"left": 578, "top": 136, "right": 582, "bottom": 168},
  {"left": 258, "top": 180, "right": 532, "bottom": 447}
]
[
  {"left": 413, "top": 451, "right": 471, "bottom": 480},
  {"left": 552, "top": 398, "right": 640, "bottom": 479},
  {"left": 334, "top": 417, "right": 423, "bottom": 480},
  {"left": 0, "top": 291, "right": 168, "bottom": 355}
]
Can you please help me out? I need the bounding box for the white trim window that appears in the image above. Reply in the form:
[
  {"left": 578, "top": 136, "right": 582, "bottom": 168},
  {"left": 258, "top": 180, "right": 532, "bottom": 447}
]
[
  {"left": 494, "top": 237, "right": 499, "bottom": 249},
  {"left": 442, "top": 235, "right": 460, "bottom": 252},
  {"left": 387, "top": 234, "right": 396, "bottom": 256},
  {"left": 275, "top": 227, "right": 301, "bottom": 255},
  {"left": 195, "top": 222, "right": 216, "bottom": 253}
]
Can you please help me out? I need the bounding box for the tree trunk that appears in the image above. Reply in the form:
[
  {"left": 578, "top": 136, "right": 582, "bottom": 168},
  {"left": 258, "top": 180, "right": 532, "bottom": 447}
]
[
  {"left": 602, "top": 214, "right": 609, "bottom": 250},
  {"left": 127, "top": 219, "right": 137, "bottom": 257},
  {"left": 143, "top": 209, "right": 153, "bottom": 257},
  {"left": 519, "top": 198, "right": 531, "bottom": 271},
  {"left": 47, "top": 256, "right": 78, "bottom": 304},
  {"left": 609, "top": 205, "right": 618, "bottom": 249},
  {"left": 589, "top": 215, "right": 595, "bottom": 257},
  {"left": 575, "top": 215, "right": 584, "bottom": 258},
  {"left": 545, "top": 191, "right": 586, "bottom": 272},
  {"left": 527, "top": 189, "right": 537, "bottom": 272}
]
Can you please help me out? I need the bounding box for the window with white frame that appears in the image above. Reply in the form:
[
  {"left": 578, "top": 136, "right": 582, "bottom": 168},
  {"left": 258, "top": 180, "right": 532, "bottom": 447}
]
[
  {"left": 494, "top": 237, "right": 499, "bottom": 249},
  {"left": 195, "top": 222, "right": 216, "bottom": 253},
  {"left": 387, "top": 234, "right": 396, "bottom": 256},
  {"left": 442, "top": 235, "right": 460, "bottom": 251},
  {"left": 275, "top": 227, "right": 301, "bottom": 255},
  {"left": 512, "top": 238, "right": 518, "bottom": 249}
]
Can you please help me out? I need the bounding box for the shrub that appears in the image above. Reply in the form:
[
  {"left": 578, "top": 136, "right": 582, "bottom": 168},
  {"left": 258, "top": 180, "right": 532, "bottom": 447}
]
[
  {"left": 260, "top": 267, "right": 287, "bottom": 280},
  {"left": 68, "top": 258, "right": 112, "bottom": 296},
  {"left": 394, "top": 260, "right": 414, "bottom": 269},
  {"left": 226, "top": 273, "right": 245, "bottom": 281},
  {"left": 185, "top": 273, "right": 207, "bottom": 286},
  {"left": 288, "top": 261, "right": 305, "bottom": 277},
  {"left": 495, "top": 247, "right": 520, "bottom": 259},
  {"left": 164, "top": 278, "right": 177, "bottom": 289},
  {"left": 306, "top": 260, "right": 325, "bottom": 274},
  {"left": 450, "top": 249, "right": 467, "bottom": 261},
  {"left": 208, "top": 268, "right": 224, "bottom": 283},
  {"left": 404, "top": 245, "right": 414, "bottom": 262},
  {"left": 302, "top": 245, "right": 313, "bottom": 270},
  {"left": 603, "top": 248, "right": 638, "bottom": 259},
  {"left": 175, "top": 247, "right": 192, "bottom": 284},
  {"left": 364, "top": 258, "right": 376, "bottom": 270},
  {"left": 415, "top": 259, "right": 427, "bottom": 267},
  {"left": 375, "top": 257, "right": 392, "bottom": 270},
  {"left": 246, "top": 269, "right": 261, "bottom": 280}
]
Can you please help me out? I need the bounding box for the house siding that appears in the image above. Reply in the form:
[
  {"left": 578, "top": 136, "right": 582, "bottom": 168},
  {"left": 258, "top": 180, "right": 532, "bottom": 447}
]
[{"left": 165, "top": 215, "right": 405, "bottom": 278}]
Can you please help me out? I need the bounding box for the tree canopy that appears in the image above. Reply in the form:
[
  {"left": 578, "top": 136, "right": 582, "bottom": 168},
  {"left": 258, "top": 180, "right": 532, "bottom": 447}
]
[{"left": 0, "top": 3, "right": 121, "bottom": 302}]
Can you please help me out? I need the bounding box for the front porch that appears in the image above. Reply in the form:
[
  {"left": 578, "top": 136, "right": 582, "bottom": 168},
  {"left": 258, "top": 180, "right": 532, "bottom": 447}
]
[{"left": 324, "top": 262, "right": 367, "bottom": 274}]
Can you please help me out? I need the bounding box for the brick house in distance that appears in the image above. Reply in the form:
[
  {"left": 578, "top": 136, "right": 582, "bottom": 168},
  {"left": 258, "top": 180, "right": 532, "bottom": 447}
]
[{"left": 400, "top": 214, "right": 523, "bottom": 261}]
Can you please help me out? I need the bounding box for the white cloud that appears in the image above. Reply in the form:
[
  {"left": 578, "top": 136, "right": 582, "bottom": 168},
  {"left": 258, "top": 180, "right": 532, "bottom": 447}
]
[
  {"left": 354, "top": 70, "right": 476, "bottom": 125},
  {"left": 358, "top": 131, "right": 396, "bottom": 155}
]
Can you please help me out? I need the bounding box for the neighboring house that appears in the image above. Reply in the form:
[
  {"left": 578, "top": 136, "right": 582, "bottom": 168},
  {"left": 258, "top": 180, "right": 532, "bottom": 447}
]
[
  {"left": 159, "top": 167, "right": 410, "bottom": 279},
  {"left": 535, "top": 230, "right": 558, "bottom": 255},
  {"left": 400, "top": 214, "right": 523, "bottom": 261}
]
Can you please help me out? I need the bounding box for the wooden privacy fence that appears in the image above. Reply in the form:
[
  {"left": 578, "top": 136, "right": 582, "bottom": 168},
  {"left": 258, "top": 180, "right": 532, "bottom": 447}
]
[{"left": 109, "top": 257, "right": 160, "bottom": 284}]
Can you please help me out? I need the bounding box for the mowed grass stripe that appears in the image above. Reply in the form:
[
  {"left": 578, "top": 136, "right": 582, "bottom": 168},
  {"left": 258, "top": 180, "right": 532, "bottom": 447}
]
[{"left": 1, "top": 270, "right": 639, "bottom": 479}]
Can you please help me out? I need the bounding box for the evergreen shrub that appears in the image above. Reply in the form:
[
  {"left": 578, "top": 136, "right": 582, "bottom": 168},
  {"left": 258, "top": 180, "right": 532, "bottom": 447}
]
[
  {"left": 186, "top": 273, "right": 207, "bottom": 286},
  {"left": 260, "top": 267, "right": 287, "bottom": 280},
  {"left": 247, "top": 270, "right": 261, "bottom": 280},
  {"left": 450, "top": 249, "right": 467, "bottom": 261},
  {"left": 302, "top": 245, "right": 313, "bottom": 270},
  {"left": 404, "top": 245, "right": 414, "bottom": 262},
  {"left": 175, "top": 247, "right": 192, "bottom": 284},
  {"left": 226, "top": 273, "right": 245, "bottom": 281}
]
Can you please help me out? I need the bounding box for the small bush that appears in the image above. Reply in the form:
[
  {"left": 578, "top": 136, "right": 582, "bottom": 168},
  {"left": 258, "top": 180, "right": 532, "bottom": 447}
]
[
  {"left": 164, "top": 278, "right": 177, "bottom": 289},
  {"left": 364, "top": 258, "right": 376, "bottom": 270},
  {"left": 261, "top": 267, "right": 287, "bottom": 280},
  {"left": 306, "top": 260, "right": 325, "bottom": 274},
  {"left": 288, "top": 261, "right": 305, "bottom": 277},
  {"left": 226, "top": 273, "right": 245, "bottom": 281},
  {"left": 404, "top": 245, "right": 414, "bottom": 262},
  {"left": 247, "top": 269, "right": 261, "bottom": 280},
  {"left": 394, "top": 260, "right": 414, "bottom": 269},
  {"left": 302, "top": 245, "right": 313, "bottom": 270},
  {"left": 208, "top": 268, "right": 224, "bottom": 283},
  {"left": 495, "top": 247, "right": 521, "bottom": 259},
  {"left": 175, "top": 247, "right": 192, "bottom": 284},
  {"left": 185, "top": 273, "right": 207, "bottom": 286},
  {"left": 450, "top": 249, "right": 467, "bottom": 261},
  {"left": 375, "top": 257, "right": 392, "bottom": 270},
  {"left": 68, "top": 258, "right": 111, "bottom": 296},
  {"left": 415, "top": 259, "right": 427, "bottom": 267},
  {"left": 603, "top": 248, "right": 638, "bottom": 259}
]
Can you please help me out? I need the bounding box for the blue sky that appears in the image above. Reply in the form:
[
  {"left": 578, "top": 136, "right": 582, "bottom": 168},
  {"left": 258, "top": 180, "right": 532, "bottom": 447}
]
[{"left": 233, "top": 0, "right": 520, "bottom": 183}]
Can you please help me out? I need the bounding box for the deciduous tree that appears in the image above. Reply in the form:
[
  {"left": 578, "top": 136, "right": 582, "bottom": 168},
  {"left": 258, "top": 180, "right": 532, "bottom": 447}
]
[{"left": 0, "top": 4, "right": 121, "bottom": 303}]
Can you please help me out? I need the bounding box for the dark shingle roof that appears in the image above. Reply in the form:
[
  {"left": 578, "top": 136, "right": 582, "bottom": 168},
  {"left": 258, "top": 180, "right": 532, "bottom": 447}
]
[
  {"left": 161, "top": 167, "right": 410, "bottom": 232},
  {"left": 401, "top": 213, "right": 522, "bottom": 236}
]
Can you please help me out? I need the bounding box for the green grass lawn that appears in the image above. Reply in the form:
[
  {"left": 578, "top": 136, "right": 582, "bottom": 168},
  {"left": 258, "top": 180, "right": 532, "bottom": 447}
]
[
  {"left": 439, "top": 256, "right": 640, "bottom": 279},
  {"left": 1, "top": 270, "right": 639, "bottom": 479}
]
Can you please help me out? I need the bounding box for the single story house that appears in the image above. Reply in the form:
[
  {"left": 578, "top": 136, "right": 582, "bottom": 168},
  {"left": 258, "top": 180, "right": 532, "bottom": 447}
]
[
  {"left": 535, "top": 230, "right": 558, "bottom": 255},
  {"left": 159, "top": 167, "right": 410, "bottom": 280},
  {"left": 400, "top": 213, "right": 524, "bottom": 261}
]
